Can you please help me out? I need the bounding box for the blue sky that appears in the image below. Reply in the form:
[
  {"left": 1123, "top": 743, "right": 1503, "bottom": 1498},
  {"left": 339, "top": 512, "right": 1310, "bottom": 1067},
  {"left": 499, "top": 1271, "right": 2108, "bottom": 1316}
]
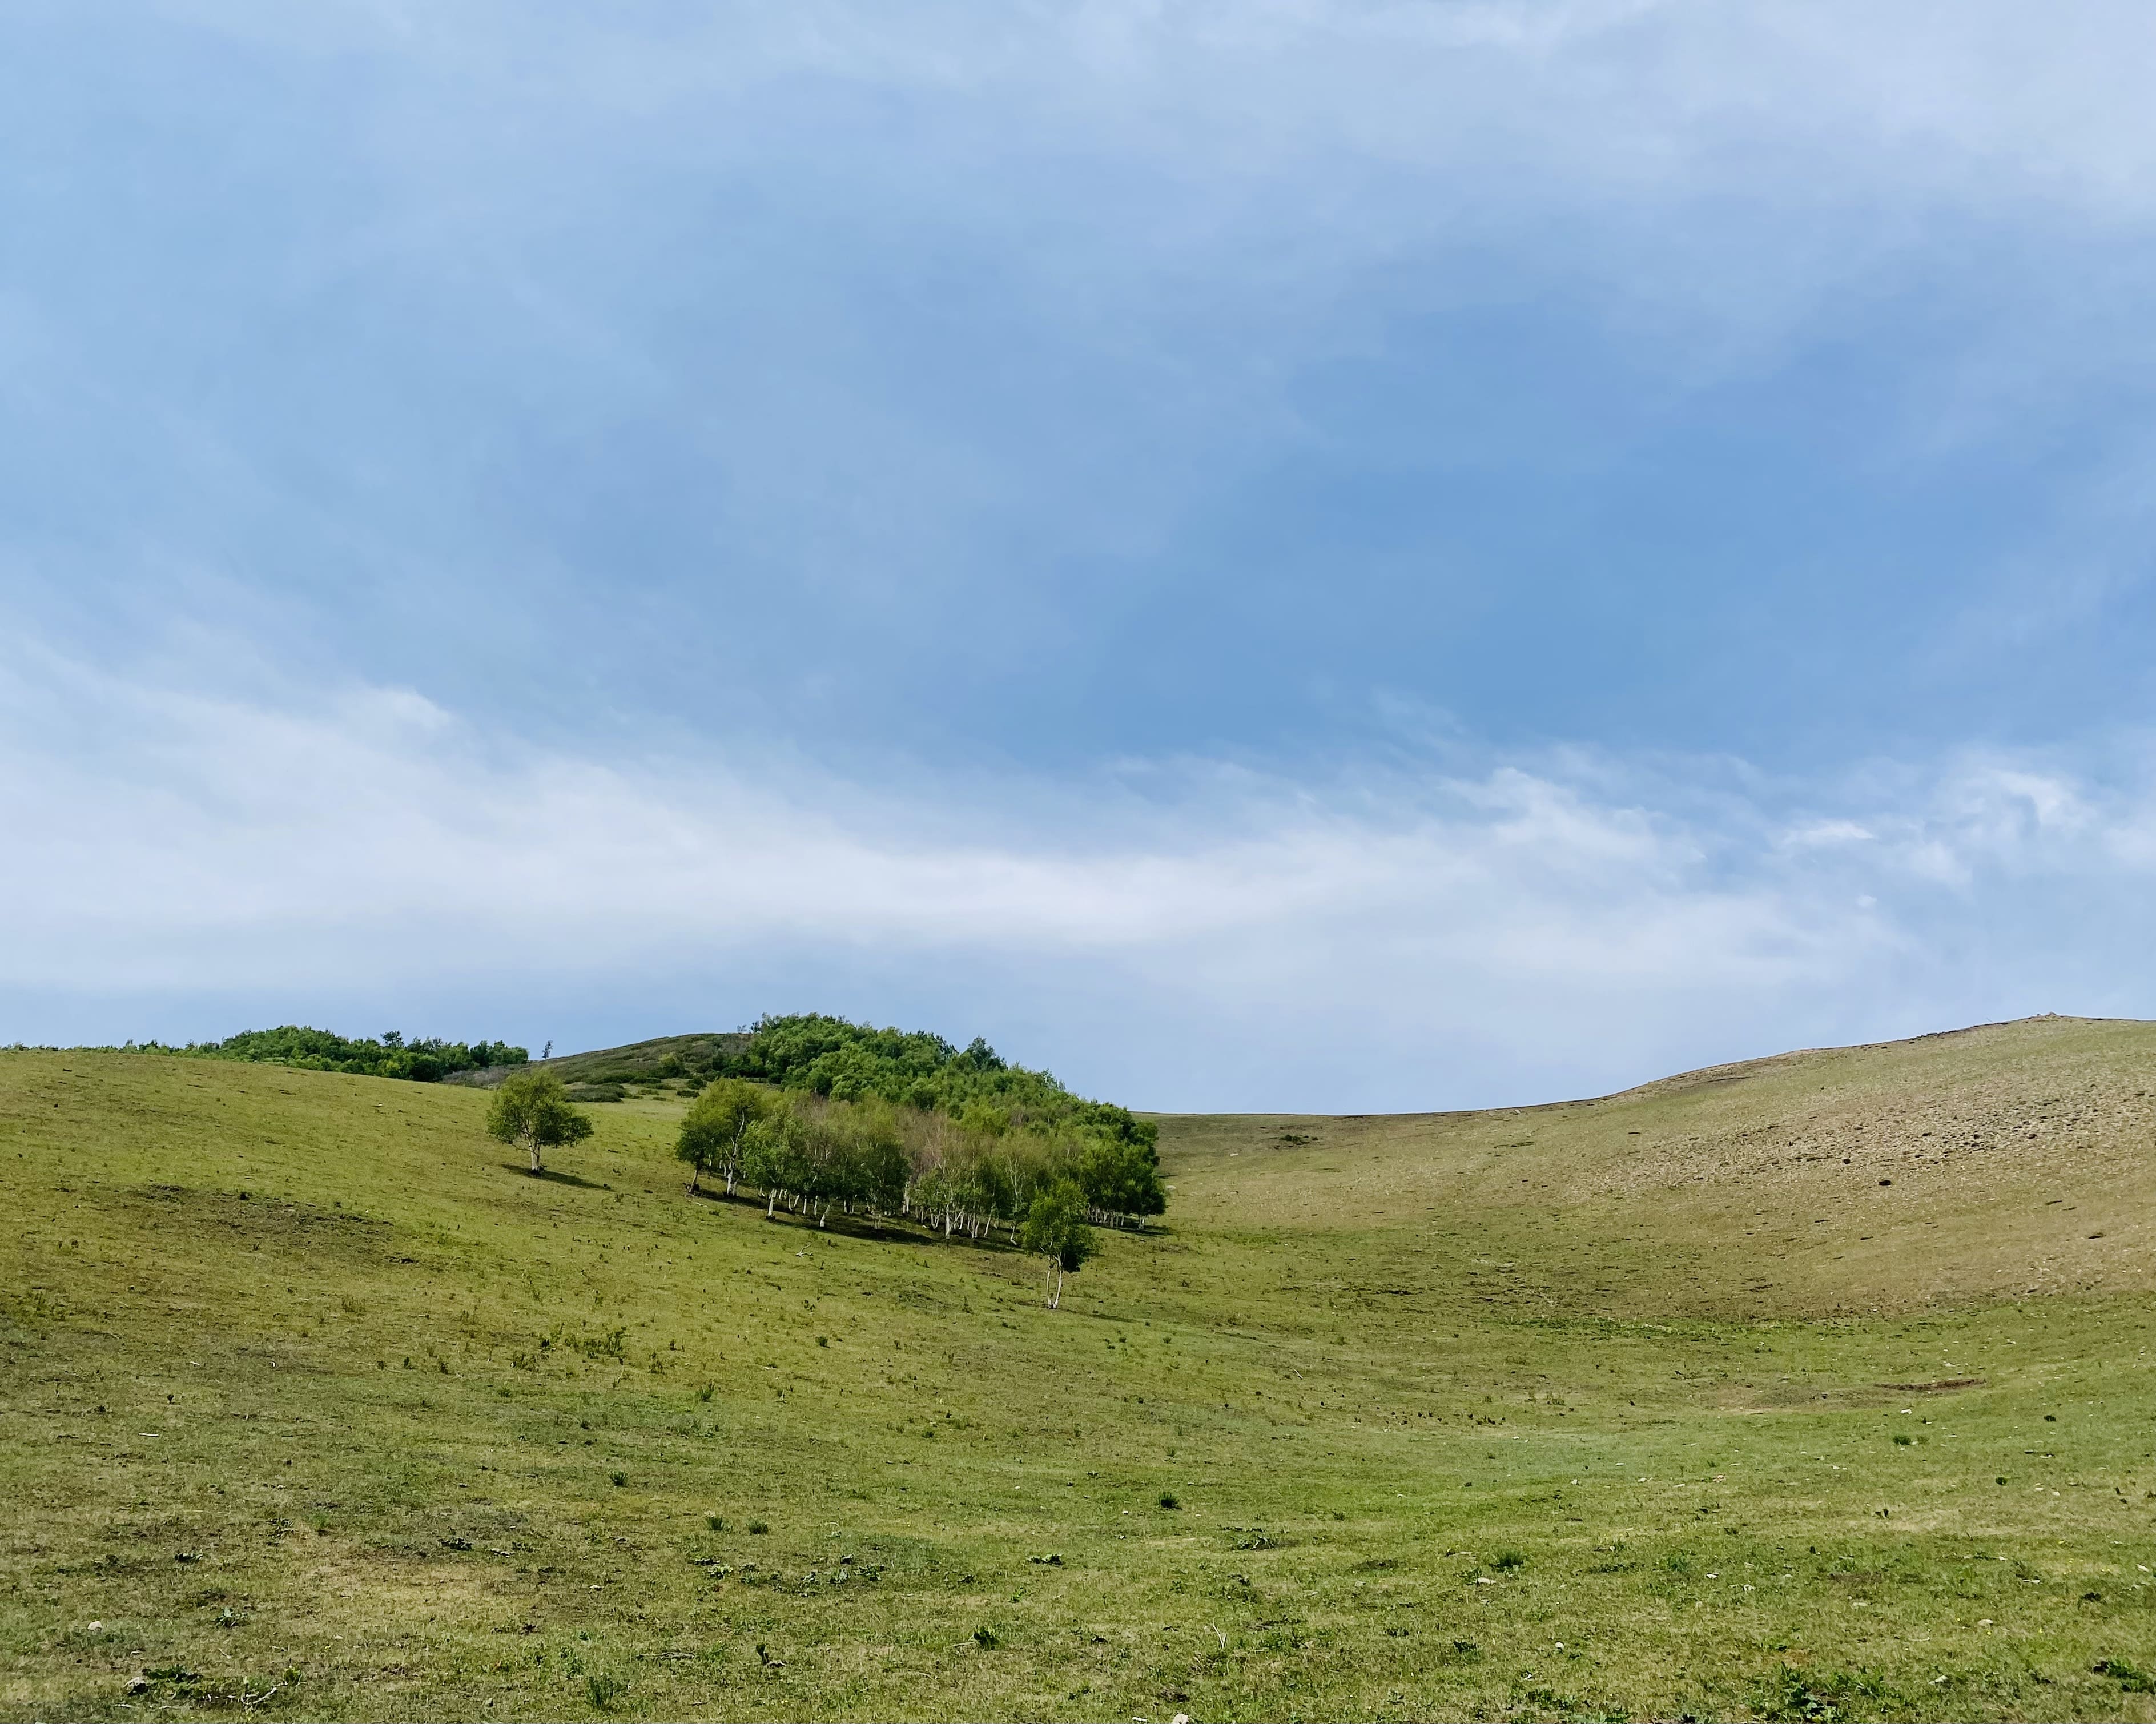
[{"left": 7, "top": 2, "right": 2156, "bottom": 1109}]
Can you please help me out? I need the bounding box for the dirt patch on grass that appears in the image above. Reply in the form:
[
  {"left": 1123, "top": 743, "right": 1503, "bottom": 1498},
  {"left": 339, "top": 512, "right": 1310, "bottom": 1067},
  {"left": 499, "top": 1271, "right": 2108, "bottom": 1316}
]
[
  {"left": 124, "top": 1185, "right": 395, "bottom": 1260},
  {"left": 1721, "top": 1377, "right": 1990, "bottom": 1414},
  {"left": 1875, "top": 1377, "right": 1985, "bottom": 1393},
  {"left": 302, "top": 1533, "right": 518, "bottom": 1618}
]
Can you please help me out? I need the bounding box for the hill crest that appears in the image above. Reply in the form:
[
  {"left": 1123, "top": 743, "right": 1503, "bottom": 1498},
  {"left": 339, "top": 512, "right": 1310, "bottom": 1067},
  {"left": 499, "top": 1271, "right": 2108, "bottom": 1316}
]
[{"left": 1151, "top": 1010, "right": 2156, "bottom": 1316}]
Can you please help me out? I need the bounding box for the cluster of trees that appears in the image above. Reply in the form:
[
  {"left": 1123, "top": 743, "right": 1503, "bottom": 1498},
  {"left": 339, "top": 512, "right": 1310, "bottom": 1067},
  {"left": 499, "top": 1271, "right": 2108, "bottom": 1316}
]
[
  {"left": 176, "top": 1026, "right": 528, "bottom": 1083},
  {"left": 683, "top": 1015, "right": 1159, "bottom": 1174},
  {"left": 676, "top": 1078, "right": 1150, "bottom": 1305},
  {"left": 481, "top": 1014, "right": 1163, "bottom": 1308},
  {"left": 675, "top": 1078, "right": 1161, "bottom": 1232},
  {"left": 481, "top": 1068, "right": 1115, "bottom": 1307},
  {"left": 705, "top": 1015, "right": 1160, "bottom": 1205}
]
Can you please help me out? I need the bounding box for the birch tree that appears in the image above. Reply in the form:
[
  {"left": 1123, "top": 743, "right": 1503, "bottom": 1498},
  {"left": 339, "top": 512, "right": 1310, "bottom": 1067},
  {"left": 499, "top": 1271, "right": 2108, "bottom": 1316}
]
[
  {"left": 675, "top": 1078, "right": 767, "bottom": 1195},
  {"left": 486, "top": 1071, "right": 593, "bottom": 1175},
  {"left": 1019, "top": 1180, "right": 1096, "bottom": 1309}
]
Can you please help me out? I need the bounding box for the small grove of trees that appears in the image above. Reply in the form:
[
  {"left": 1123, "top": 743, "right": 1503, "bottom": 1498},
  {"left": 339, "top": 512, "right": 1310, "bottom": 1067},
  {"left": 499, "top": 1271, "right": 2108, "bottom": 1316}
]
[
  {"left": 673, "top": 1087, "right": 1162, "bottom": 1305},
  {"left": 488, "top": 1071, "right": 593, "bottom": 1174},
  {"left": 677, "top": 1087, "right": 1163, "bottom": 1238},
  {"left": 651, "top": 1015, "right": 1165, "bottom": 1223},
  {"left": 136, "top": 1025, "right": 530, "bottom": 1083}
]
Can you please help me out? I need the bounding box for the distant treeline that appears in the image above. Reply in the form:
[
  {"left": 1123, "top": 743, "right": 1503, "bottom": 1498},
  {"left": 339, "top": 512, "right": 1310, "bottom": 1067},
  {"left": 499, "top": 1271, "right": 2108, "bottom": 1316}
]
[{"left": 118, "top": 1026, "right": 529, "bottom": 1083}]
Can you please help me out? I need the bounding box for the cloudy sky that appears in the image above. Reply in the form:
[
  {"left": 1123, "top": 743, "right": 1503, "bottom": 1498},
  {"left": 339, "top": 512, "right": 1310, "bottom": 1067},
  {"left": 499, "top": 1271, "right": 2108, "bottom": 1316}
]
[{"left": 7, "top": 1, "right": 2156, "bottom": 1109}]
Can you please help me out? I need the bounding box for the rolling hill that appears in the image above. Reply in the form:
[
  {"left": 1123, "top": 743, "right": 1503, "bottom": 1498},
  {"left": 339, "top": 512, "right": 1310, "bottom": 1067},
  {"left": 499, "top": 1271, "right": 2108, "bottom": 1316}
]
[
  {"left": 4, "top": 1016, "right": 2153, "bottom": 1720},
  {"left": 1157, "top": 1012, "right": 2156, "bottom": 1317},
  {"left": 442, "top": 1033, "right": 750, "bottom": 1093}
]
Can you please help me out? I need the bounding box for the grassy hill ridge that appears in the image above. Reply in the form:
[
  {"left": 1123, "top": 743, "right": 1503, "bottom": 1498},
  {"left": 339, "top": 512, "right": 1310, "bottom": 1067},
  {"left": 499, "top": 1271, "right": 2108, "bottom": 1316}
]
[
  {"left": 443, "top": 1033, "right": 753, "bottom": 1092},
  {"left": 5, "top": 1016, "right": 2155, "bottom": 1719},
  {"left": 1155, "top": 1013, "right": 2156, "bottom": 1316}
]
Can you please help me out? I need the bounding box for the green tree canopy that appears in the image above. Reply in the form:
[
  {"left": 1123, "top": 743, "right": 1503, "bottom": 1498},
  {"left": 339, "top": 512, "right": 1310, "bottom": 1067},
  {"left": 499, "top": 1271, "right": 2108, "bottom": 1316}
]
[
  {"left": 674, "top": 1078, "right": 769, "bottom": 1196},
  {"left": 1019, "top": 1179, "right": 1097, "bottom": 1309},
  {"left": 701, "top": 1015, "right": 1164, "bottom": 1225},
  {"left": 486, "top": 1071, "right": 593, "bottom": 1174},
  {"left": 740, "top": 1107, "right": 811, "bottom": 1219}
]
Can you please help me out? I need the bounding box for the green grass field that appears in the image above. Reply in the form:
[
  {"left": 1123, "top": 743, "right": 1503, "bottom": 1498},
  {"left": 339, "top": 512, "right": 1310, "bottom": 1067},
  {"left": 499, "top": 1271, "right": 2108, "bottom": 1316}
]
[{"left": 5, "top": 1016, "right": 2155, "bottom": 1720}]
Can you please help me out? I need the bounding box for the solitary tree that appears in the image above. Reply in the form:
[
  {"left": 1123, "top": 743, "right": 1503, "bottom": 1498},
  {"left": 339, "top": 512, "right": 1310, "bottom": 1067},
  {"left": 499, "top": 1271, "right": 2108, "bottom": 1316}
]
[
  {"left": 1019, "top": 1179, "right": 1097, "bottom": 1309},
  {"left": 486, "top": 1070, "right": 593, "bottom": 1174},
  {"left": 675, "top": 1078, "right": 768, "bottom": 1196}
]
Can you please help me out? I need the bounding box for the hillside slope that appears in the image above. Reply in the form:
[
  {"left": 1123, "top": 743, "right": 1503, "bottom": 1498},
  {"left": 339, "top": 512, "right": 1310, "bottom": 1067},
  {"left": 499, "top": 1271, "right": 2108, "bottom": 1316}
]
[
  {"left": 1153, "top": 1014, "right": 2156, "bottom": 1316},
  {"left": 5, "top": 1020, "right": 2154, "bottom": 1721},
  {"left": 443, "top": 1032, "right": 749, "bottom": 1090}
]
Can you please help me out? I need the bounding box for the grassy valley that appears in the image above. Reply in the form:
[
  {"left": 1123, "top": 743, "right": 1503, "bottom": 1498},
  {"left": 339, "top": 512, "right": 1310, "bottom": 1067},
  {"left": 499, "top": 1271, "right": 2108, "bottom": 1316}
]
[{"left": 5, "top": 1016, "right": 2155, "bottom": 1719}]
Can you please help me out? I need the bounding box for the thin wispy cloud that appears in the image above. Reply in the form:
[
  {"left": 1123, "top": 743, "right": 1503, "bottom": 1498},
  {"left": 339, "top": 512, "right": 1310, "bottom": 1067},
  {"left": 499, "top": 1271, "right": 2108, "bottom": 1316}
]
[{"left": 8, "top": 640, "right": 2152, "bottom": 1107}]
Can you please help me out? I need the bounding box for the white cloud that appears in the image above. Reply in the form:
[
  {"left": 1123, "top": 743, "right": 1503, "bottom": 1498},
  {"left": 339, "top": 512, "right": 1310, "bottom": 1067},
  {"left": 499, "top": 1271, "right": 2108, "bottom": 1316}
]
[
  {"left": 7, "top": 645, "right": 2154, "bottom": 1107},
  {"left": 1784, "top": 819, "right": 1875, "bottom": 849}
]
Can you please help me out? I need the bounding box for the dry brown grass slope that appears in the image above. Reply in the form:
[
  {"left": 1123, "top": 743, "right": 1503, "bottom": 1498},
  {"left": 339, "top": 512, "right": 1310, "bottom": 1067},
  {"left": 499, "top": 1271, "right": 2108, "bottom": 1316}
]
[{"left": 1151, "top": 1014, "right": 2156, "bottom": 1319}]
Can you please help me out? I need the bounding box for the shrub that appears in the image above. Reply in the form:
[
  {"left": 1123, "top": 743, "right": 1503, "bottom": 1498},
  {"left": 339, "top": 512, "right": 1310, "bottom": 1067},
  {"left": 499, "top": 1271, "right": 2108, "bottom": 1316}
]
[
  {"left": 2097, "top": 1661, "right": 2156, "bottom": 1694},
  {"left": 1756, "top": 1663, "right": 1887, "bottom": 1719}
]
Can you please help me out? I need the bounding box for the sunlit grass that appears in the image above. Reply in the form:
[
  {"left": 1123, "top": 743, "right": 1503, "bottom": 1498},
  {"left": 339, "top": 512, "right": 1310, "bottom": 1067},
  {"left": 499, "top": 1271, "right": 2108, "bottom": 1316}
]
[{"left": 4, "top": 1032, "right": 2155, "bottom": 1719}]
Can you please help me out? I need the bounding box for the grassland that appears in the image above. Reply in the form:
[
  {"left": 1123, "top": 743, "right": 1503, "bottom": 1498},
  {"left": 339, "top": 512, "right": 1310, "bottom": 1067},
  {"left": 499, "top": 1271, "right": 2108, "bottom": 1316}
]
[
  {"left": 4, "top": 1015, "right": 2154, "bottom": 1721},
  {"left": 441, "top": 1036, "right": 751, "bottom": 1094}
]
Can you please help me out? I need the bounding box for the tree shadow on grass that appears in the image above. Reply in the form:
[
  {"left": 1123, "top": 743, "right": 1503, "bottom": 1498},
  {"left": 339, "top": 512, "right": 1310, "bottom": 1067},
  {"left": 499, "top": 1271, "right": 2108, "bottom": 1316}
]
[
  {"left": 683, "top": 1184, "right": 992, "bottom": 1249},
  {"left": 498, "top": 1163, "right": 609, "bottom": 1191},
  {"left": 685, "top": 1183, "right": 1162, "bottom": 1253}
]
